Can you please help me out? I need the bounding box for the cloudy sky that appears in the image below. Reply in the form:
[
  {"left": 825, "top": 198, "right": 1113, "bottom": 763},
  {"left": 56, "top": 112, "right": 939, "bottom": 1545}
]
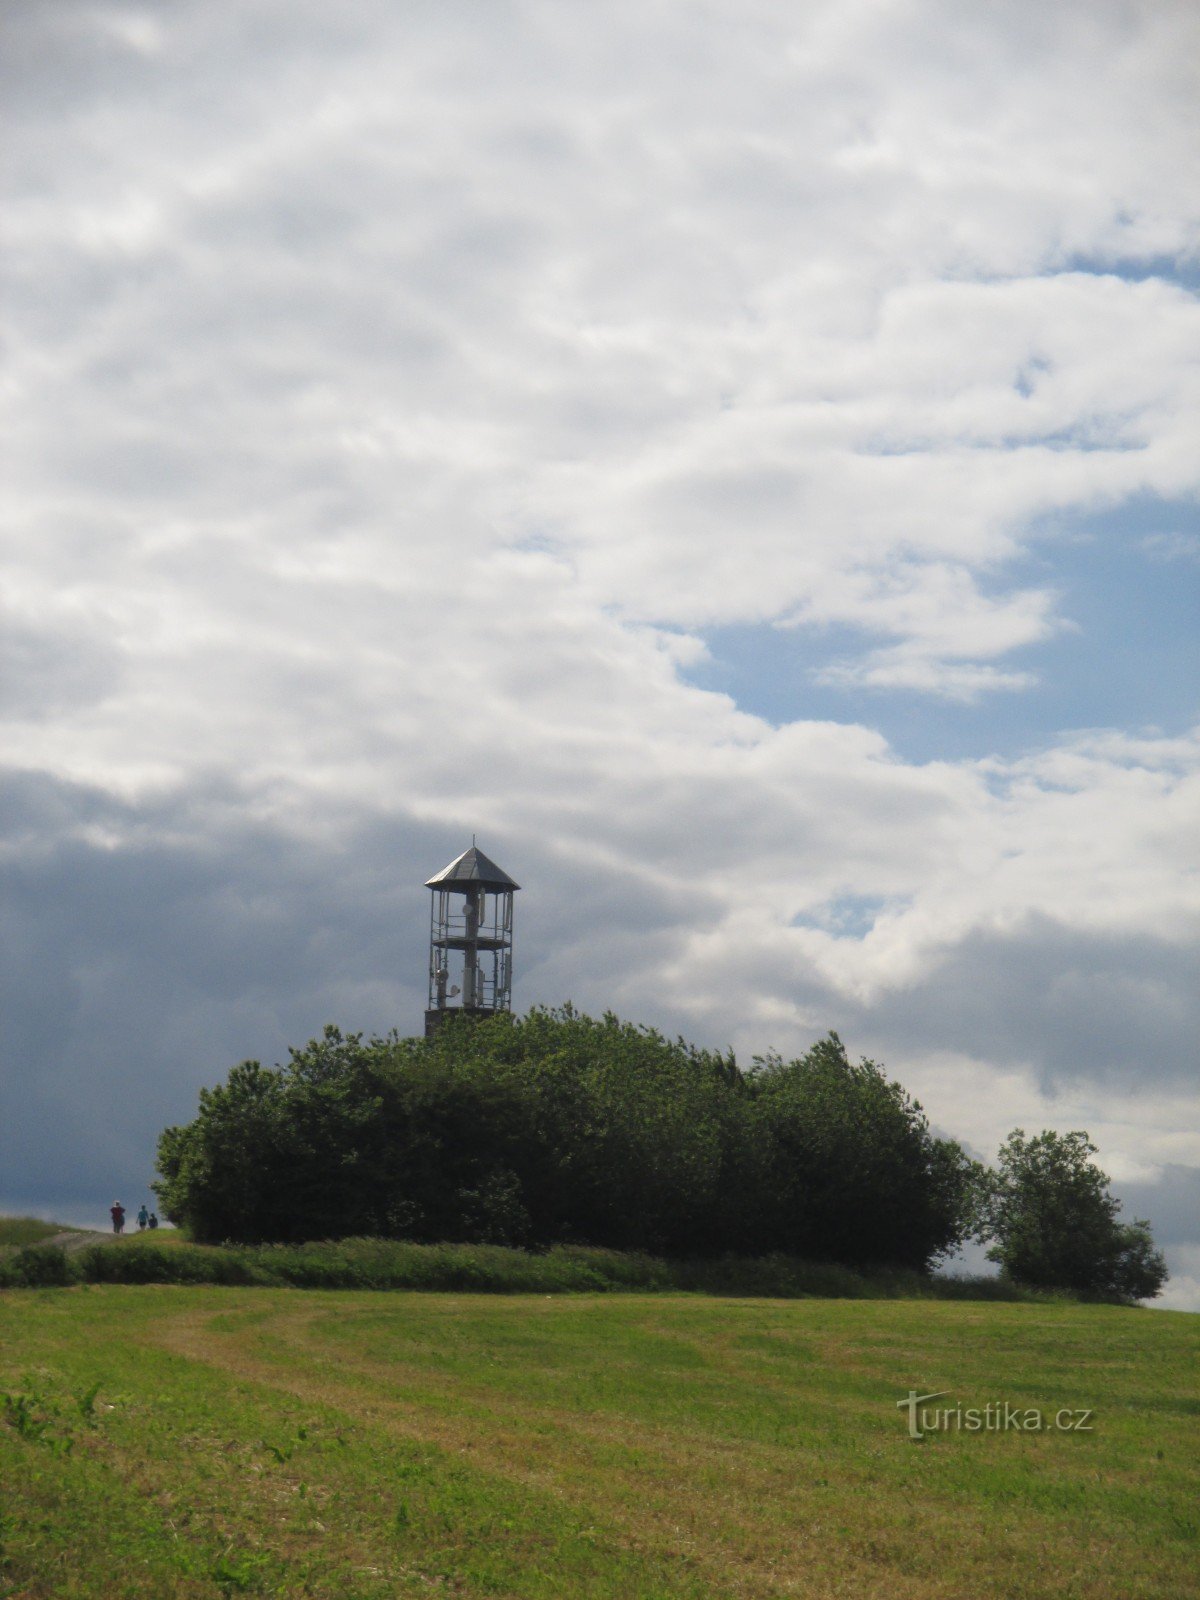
[{"left": 3, "top": 0, "right": 1197, "bottom": 1304}]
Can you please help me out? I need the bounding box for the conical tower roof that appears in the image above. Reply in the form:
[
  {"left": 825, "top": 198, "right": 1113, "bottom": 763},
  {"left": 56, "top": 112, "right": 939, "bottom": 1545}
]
[{"left": 425, "top": 844, "right": 520, "bottom": 891}]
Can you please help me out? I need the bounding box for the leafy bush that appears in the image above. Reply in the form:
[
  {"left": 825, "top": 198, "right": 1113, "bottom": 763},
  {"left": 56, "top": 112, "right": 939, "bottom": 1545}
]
[
  {"left": 0, "top": 1233, "right": 1053, "bottom": 1300},
  {"left": 8, "top": 1246, "right": 75, "bottom": 1287},
  {"left": 74, "top": 1242, "right": 265, "bottom": 1286}
]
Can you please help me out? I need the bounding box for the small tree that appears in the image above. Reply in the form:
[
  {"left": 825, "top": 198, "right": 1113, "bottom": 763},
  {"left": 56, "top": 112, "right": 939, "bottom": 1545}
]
[{"left": 980, "top": 1129, "right": 1168, "bottom": 1303}]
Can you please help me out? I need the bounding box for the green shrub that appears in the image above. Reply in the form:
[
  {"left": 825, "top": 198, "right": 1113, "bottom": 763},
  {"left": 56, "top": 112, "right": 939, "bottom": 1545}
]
[
  {"left": 73, "top": 1243, "right": 265, "bottom": 1287},
  {"left": 9, "top": 1246, "right": 76, "bottom": 1288},
  {"left": 0, "top": 1234, "right": 1061, "bottom": 1302}
]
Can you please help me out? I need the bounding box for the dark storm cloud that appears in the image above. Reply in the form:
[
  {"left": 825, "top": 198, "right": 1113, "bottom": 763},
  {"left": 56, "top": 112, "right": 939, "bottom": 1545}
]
[
  {"left": 1114, "top": 1165, "right": 1200, "bottom": 1248},
  {"left": 0, "top": 770, "right": 455, "bottom": 1212},
  {"left": 0, "top": 766, "right": 695, "bottom": 1219},
  {"left": 849, "top": 915, "right": 1199, "bottom": 1093}
]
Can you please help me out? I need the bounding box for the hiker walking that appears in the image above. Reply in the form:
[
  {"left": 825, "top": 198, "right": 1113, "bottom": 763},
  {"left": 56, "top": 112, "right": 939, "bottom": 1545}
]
[
  {"left": 110, "top": 1201, "right": 125, "bottom": 1234},
  {"left": 136, "top": 1204, "right": 149, "bottom": 1231},
  {"left": 148, "top": 1213, "right": 159, "bottom": 1230}
]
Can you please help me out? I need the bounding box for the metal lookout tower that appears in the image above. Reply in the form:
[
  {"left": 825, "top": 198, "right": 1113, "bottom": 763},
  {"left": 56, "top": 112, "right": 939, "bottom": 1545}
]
[{"left": 424, "top": 842, "right": 520, "bottom": 1038}]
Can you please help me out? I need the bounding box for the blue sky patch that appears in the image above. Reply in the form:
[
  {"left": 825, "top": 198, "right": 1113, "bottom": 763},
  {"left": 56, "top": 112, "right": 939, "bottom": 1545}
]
[
  {"left": 791, "top": 896, "right": 897, "bottom": 939},
  {"left": 682, "top": 494, "right": 1199, "bottom": 764}
]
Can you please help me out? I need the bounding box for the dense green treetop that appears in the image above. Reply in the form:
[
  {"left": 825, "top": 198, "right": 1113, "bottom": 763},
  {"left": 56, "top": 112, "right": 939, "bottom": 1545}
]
[
  {"left": 155, "top": 1006, "right": 974, "bottom": 1269},
  {"left": 978, "top": 1129, "right": 1168, "bottom": 1303}
]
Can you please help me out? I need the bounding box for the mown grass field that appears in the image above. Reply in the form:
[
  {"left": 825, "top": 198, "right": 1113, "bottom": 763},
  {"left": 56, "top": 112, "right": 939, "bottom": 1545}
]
[{"left": 1, "top": 1284, "right": 1196, "bottom": 1600}]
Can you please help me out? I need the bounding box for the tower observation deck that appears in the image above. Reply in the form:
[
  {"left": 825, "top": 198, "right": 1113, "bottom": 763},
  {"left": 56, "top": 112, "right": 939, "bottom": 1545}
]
[{"left": 424, "top": 843, "right": 519, "bottom": 1038}]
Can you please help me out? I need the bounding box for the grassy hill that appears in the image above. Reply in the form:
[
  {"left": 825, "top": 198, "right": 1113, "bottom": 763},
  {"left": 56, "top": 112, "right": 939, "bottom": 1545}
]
[
  {"left": 1, "top": 1285, "right": 1195, "bottom": 1598},
  {"left": 0, "top": 1216, "right": 74, "bottom": 1248}
]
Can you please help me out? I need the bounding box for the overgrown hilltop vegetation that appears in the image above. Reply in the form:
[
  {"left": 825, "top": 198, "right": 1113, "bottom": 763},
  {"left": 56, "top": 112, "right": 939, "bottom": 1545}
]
[
  {"left": 156, "top": 1009, "right": 974, "bottom": 1269},
  {"left": 1, "top": 1288, "right": 1196, "bottom": 1600},
  {"left": 154, "top": 1006, "right": 1166, "bottom": 1300}
]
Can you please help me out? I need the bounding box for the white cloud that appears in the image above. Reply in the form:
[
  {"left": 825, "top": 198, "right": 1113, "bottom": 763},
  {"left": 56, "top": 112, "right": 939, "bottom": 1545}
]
[{"left": 1152, "top": 1246, "right": 1200, "bottom": 1314}]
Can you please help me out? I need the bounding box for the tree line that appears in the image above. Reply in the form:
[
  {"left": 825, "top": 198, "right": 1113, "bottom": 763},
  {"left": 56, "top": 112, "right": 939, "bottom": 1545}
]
[{"left": 154, "top": 1005, "right": 1167, "bottom": 1301}]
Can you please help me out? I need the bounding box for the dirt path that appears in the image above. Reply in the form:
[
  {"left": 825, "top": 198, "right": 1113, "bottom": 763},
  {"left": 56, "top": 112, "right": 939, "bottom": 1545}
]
[
  {"left": 2, "top": 1226, "right": 170, "bottom": 1256},
  {"left": 35, "top": 1229, "right": 107, "bottom": 1253}
]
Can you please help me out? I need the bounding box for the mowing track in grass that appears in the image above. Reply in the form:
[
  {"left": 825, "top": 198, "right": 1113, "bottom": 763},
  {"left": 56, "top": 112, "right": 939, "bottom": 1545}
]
[{"left": 1, "top": 1287, "right": 1196, "bottom": 1599}]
